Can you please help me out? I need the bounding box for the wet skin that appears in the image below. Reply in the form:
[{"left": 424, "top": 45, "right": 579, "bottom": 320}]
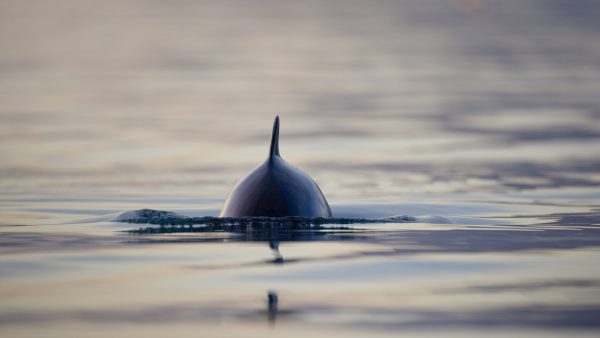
[{"left": 220, "top": 116, "right": 332, "bottom": 218}]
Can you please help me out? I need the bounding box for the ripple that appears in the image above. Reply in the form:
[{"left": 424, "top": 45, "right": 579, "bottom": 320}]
[{"left": 116, "top": 209, "right": 416, "bottom": 234}]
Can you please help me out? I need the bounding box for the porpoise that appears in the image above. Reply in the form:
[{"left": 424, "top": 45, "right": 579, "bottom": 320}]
[{"left": 220, "top": 116, "right": 332, "bottom": 218}]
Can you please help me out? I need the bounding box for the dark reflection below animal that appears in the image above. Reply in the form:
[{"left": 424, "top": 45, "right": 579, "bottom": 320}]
[{"left": 220, "top": 116, "right": 332, "bottom": 218}]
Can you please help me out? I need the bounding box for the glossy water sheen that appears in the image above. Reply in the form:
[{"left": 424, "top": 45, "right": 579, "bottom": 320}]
[{"left": 1, "top": 0, "right": 600, "bottom": 337}]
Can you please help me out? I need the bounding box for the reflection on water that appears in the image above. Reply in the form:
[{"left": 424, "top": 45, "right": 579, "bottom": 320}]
[
  {"left": 270, "top": 241, "right": 284, "bottom": 264},
  {"left": 267, "top": 290, "right": 279, "bottom": 325},
  {"left": 1, "top": 0, "right": 600, "bottom": 337},
  {"left": 1, "top": 214, "right": 600, "bottom": 337}
]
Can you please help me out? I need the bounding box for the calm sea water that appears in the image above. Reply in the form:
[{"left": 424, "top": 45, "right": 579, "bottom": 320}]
[{"left": 1, "top": 0, "right": 599, "bottom": 337}]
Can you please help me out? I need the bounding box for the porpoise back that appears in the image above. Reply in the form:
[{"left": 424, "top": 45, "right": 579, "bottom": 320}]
[{"left": 219, "top": 116, "right": 332, "bottom": 218}]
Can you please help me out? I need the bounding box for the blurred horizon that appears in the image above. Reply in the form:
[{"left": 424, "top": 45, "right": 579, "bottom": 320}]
[{"left": 1, "top": 0, "right": 599, "bottom": 202}]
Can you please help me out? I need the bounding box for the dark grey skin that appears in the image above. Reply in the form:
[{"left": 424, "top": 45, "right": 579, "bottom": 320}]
[{"left": 220, "top": 116, "right": 332, "bottom": 218}]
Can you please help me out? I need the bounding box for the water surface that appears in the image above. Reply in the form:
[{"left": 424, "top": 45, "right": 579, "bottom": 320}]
[{"left": 1, "top": 0, "right": 599, "bottom": 337}]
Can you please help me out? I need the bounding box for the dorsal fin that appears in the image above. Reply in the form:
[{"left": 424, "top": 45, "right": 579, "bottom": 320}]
[{"left": 269, "top": 115, "right": 280, "bottom": 159}]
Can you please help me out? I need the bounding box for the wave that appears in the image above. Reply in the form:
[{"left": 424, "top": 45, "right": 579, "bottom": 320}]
[{"left": 116, "top": 209, "right": 416, "bottom": 234}]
